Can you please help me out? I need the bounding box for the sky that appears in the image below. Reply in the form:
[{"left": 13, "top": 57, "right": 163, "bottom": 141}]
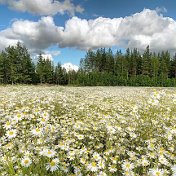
[{"left": 0, "top": 0, "right": 176, "bottom": 70}]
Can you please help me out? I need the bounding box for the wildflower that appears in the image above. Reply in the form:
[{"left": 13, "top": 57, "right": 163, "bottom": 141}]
[
  {"left": 123, "top": 170, "right": 134, "bottom": 176},
  {"left": 74, "top": 167, "right": 82, "bottom": 176},
  {"left": 93, "top": 152, "right": 101, "bottom": 161},
  {"left": 21, "top": 157, "right": 32, "bottom": 167},
  {"left": 76, "top": 134, "right": 84, "bottom": 140},
  {"left": 39, "top": 117, "right": 48, "bottom": 124},
  {"left": 6, "top": 129, "right": 17, "bottom": 139},
  {"left": 141, "top": 157, "right": 150, "bottom": 166},
  {"left": 98, "top": 171, "right": 107, "bottom": 176},
  {"left": 45, "top": 149, "right": 56, "bottom": 158},
  {"left": 46, "top": 158, "right": 59, "bottom": 172},
  {"left": 109, "top": 164, "right": 117, "bottom": 173},
  {"left": 122, "top": 161, "right": 134, "bottom": 171},
  {"left": 4, "top": 142, "right": 13, "bottom": 150},
  {"left": 98, "top": 159, "right": 105, "bottom": 169},
  {"left": 40, "top": 149, "right": 56, "bottom": 158},
  {"left": 158, "top": 155, "right": 168, "bottom": 165},
  {"left": 149, "top": 168, "right": 164, "bottom": 176},
  {"left": 87, "top": 162, "right": 98, "bottom": 172},
  {"left": 31, "top": 127, "right": 42, "bottom": 136},
  {"left": 3, "top": 121, "right": 12, "bottom": 129},
  {"left": 14, "top": 113, "right": 23, "bottom": 122}
]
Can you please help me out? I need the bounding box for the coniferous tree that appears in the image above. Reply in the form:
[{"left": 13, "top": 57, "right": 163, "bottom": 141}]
[
  {"left": 151, "top": 53, "right": 159, "bottom": 80},
  {"left": 170, "top": 53, "right": 176, "bottom": 78},
  {"left": 141, "top": 45, "right": 151, "bottom": 76}
]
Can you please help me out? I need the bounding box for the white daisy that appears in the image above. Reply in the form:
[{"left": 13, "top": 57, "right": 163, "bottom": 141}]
[
  {"left": 109, "top": 164, "right": 117, "bottom": 173},
  {"left": 98, "top": 171, "right": 107, "bottom": 176},
  {"left": 31, "top": 127, "right": 42, "bottom": 136},
  {"left": 87, "top": 162, "right": 98, "bottom": 172},
  {"left": 46, "top": 158, "right": 59, "bottom": 172},
  {"left": 6, "top": 129, "right": 17, "bottom": 139},
  {"left": 21, "top": 157, "right": 32, "bottom": 167},
  {"left": 93, "top": 152, "right": 101, "bottom": 161},
  {"left": 14, "top": 113, "right": 23, "bottom": 122},
  {"left": 41, "top": 149, "right": 56, "bottom": 158},
  {"left": 149, "top": 168, "right": 164, "bottom": 176},
  {"left": 122, "top": 161, "right": 134, "bottom": 171},
  {"left": 3, "top": 121, "right": 12, "bottom": 129}
]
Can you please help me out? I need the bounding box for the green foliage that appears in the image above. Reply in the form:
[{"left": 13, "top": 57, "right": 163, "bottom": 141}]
[
  {"left": 36, "top": 53, "right": 54, "bottom": 84},
  {"left": 1, "top": 43, "right": 176, "bottom": 86},
  {"left": 0, "top": 42, "right": 35, "bottom": 84},
  {"left": 78, "top": 46, "right": 176, "bottom": 87}
]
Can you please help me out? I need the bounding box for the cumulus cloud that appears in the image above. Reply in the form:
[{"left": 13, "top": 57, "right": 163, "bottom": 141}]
[
  {"left": 41, "top": 54, "right": 53, "bottom": 61},
  {"left": 62, "top": 62, "right": 79, "bottom": 72},
  {"left": 1, "top": 8, "right": 176, "bottom": 54},
  {"left": 0, "top": 0, "right": 84, "bottom": 16},
  {"left": 34, "top": 50, "right": 61, "bottom": 62}
]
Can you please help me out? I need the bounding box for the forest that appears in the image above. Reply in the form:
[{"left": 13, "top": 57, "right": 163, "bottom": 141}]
[{"left": 1, "top": 42, "right": 176, "bottom": 86}]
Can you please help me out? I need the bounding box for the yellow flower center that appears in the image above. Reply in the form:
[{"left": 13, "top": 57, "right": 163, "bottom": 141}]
[
  {"left": 156, "top": 171, "right": 161, "bottom": 176},
  {"left": 36, "top": 129, "right": 40, "bottom": 132},
  {"left": 24, "top": 160, "right": 29, "bottom": 164},
  {"left": 9, "top": 131, "right": 14, "bottom": 135},
  {"left": 126, "top": 163, "right": 130, "bottom": 168},
  {"left": 48, "top": 151, "right": 52, "bottom": 155},
  {"left": 91, "top": 162, "right": 96, "bottom": 167},
  {"left": 50, "top": 161, "right": 56, "bottom": 166}
]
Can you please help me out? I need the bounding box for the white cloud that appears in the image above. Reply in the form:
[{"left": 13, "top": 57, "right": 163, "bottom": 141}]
[
  {"left": 156, "top": 7, "right": 167, "bottom": 14},
  {"left": 46, "top": 50, "right": 61, "bottom": 57},
  {"left": 0, "top": 0, "right": 84, "bottom": 16},
  {"left": 1, "top": 8, "right": 176, "bottom": 54},
  {"left": 41, "top": 54, "right": 53, "bottom": 61},
  {"left": 62, "top": 62, "right": 79, "bottom": 72},
  {"left": 34, "top": 50, "right": 61, "bottom": 61}
]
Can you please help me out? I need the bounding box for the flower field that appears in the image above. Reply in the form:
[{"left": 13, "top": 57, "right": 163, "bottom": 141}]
[{"left": 0, "top": 86, "right": 176, "bottom": 176}]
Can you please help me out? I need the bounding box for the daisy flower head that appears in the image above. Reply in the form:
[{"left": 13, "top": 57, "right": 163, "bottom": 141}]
[
  {"left": 122, "top": 161, "right": 134, "bottom": 171},
  {"left": 46, "top": 158, "right": 59, "bottom": 172},
  {"left": 109, "top": 164, "right": 117, "bottom": 173},
  {"left": 149, "top": 168, "right": 164, "bottom": 176},
  {"left": 14, "top": 113, "right": 23, "bottom": 122},
  {"left": 74, "top": 166, "right": 82, "bottom": 176},
  {"left": 42, "top": 112, "right": 49, "bottom": 119},
  {"left": 6, "top": 129, "right": 17, "bottom": 139},
  {"left": 158, "top": 155, "right": 168, "bottom": 165},
  {"left": 21, "top": 157, "right": 32, "bottom": 167},
  {"left": 98, "top": 171, "right": 107, "bottom": 176},
  {"left": 98, "top": 159, "right": 105, "bottom": 169},
  {"left": 46, "top": 149, "right": 56, "bottom": 158},
  {"left": 3, "top": 121, "right": 12, "bottom": 129},
  {"left": 87, "top": 161, "right": 98, "bottom": 172},
  {"left": 123, "top": 170, "right": 135, "bottom": 176},
  {"left": 31, "top": 127, "right": 42, "bottom": 136},
  {"left": 93, "top": 152, "right": 101, "bottom": 161},
  {"left": 141, "top": 157, "right": 150, "bottom": 167},
  {"left": 41, "top": 149, "right": 56, "bottom": 158}
]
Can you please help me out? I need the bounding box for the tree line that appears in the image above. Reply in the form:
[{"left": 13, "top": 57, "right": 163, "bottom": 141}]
[
  {"left": 0, "top": 42, "right": 73, "bottom": 85},
  {"left": 78, "top": 46, "right": 176, "bottom": 86},
  {"left": 1, "top": 42, "right": 176, "bottom": 86}
]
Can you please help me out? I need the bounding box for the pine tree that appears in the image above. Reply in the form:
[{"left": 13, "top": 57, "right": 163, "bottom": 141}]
[
  {"left": 141, "top": 45, "right": 151, "bottom": 76},
  {"left": 170, "top": 53, "right": 176, "bottom": 78}
]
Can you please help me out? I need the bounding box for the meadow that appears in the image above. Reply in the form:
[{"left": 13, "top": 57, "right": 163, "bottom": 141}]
[{"left": 0, "top": 86, "right": 176, "bottom": 176}]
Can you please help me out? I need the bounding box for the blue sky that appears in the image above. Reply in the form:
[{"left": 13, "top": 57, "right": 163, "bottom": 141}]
[{"left": 0, "top": 0, "right": 176, "bottom": 68}]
